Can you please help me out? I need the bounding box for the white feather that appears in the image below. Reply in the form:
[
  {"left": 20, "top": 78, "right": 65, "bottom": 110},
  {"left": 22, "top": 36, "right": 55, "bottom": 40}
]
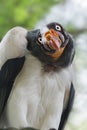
[
  {"left": 0, "top": 53, "right": 75, "bottom": 130},
  {"left": 0, "top": 27, "right": 28, "bottom": 69},
  {"left": 0, "top": 27, "right": 75, "bottom": 129}
]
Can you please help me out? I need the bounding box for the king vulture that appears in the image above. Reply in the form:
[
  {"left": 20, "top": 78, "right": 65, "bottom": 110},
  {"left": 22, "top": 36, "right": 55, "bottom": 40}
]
[{"left": 0, "top": 22, "right": 75, "bottom": 130}]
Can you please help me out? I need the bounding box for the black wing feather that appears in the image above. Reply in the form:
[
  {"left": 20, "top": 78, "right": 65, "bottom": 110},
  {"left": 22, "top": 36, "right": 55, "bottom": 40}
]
[
  {"left": 0, "top": 57, "right": 25, "bottom": 117},
  {"left": 58, "top": 82, "right": 75, "bottom": 130}
]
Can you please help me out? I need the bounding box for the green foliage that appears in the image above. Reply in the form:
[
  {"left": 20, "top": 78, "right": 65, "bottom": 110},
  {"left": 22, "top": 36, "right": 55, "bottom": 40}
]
[{"left": 0, "top": 0, "right": 60, "bottom": 39}]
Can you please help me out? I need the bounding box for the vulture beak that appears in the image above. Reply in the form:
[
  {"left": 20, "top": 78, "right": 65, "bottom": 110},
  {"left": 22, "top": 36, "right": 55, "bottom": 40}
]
[{"left": 37, "top": 28, "right": 69, "bottom": 60}]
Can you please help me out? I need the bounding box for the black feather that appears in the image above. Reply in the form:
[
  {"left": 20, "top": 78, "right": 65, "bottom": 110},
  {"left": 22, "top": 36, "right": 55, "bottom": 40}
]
[
  {"left": 0, "top": 57, "right": 25, "bottom": 117},
  {"left": 56, "top": 35, "right": 75, "bottom": 68},
  {"left": 58, "top": 82, "right": 75, "bottom": 130}
]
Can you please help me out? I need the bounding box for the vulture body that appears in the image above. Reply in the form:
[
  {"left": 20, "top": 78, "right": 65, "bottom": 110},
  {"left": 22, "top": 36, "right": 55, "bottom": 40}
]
[{"left": 0, "top": 23, "right": 75, "bottom": 130}]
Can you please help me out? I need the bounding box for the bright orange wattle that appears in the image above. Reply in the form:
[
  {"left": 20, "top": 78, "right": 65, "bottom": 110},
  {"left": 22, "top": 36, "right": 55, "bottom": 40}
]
[
  {"left": 44, "top": 29, "right": 65, "bottom": 59},
  {"left": 50, "top": 47, "right": 65, "bottom": 60}
]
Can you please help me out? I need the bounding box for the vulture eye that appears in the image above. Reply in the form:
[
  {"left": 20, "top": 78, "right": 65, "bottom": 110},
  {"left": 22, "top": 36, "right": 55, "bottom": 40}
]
[
  {"left": 38, "top": 37, "right": 42, "bottom": 44},
  {"left": 55, "top": 25, "right": 61, "bottom": 31}
]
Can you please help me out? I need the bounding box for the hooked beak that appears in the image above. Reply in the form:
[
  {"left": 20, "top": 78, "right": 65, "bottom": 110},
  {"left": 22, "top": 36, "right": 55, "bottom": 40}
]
[
  {"left": 44, "top": 29, "right": 63, "bottom": 50},
  {"left": 38, "top": 28, "right": 69, "bottom": 59}
]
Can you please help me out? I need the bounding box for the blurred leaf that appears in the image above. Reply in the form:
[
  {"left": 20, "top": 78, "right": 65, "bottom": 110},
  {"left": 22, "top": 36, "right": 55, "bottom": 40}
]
[{"left": 0, "top": 0, "right": 61, "bottom": 39}]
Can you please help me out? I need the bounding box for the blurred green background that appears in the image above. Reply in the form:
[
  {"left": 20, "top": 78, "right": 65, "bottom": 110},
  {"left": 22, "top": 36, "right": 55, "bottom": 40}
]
[{"left": 0, "top": 0, "right": 61, "bottom": 39}]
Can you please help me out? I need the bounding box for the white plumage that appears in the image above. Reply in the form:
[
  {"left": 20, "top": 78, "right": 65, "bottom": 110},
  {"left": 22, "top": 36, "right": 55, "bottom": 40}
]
[
  {"left": 0, "top": 27, "right": 28, "bottom": 69},
  {"left": 0, "top": 23, "right": 75, "bottom": 130},
  {"left": 0, "top": 54, "right": 75, "bottom": 130}
]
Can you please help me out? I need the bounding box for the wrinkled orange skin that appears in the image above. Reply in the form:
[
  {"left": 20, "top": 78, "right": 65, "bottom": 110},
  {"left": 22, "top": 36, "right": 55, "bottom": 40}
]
[{"left": 44, "top": 29, "right": 65, "bottom": 60}]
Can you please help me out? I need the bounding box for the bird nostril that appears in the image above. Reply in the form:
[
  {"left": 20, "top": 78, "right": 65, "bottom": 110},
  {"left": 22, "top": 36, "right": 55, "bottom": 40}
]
[
  {"left": 45, "top": 34, "right": 52, "bottom": 41},
  {"left": 50, "top": 29, "right": 59, "bottom": 37},
  {"left": 50, "top": 29, "right": 55, "bottom": 35},
  {"left": 44, "top": 31, "right": 52, "bottom": 41}
]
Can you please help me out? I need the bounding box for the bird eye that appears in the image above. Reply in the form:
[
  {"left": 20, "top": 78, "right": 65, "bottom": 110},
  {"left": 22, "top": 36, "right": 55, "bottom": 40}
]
[
  {"left": 55, "top": 25, "right": 61, "bottom": 31},
  {"left": 38, "top": 37, "right": 42, "bottom": 44}
]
